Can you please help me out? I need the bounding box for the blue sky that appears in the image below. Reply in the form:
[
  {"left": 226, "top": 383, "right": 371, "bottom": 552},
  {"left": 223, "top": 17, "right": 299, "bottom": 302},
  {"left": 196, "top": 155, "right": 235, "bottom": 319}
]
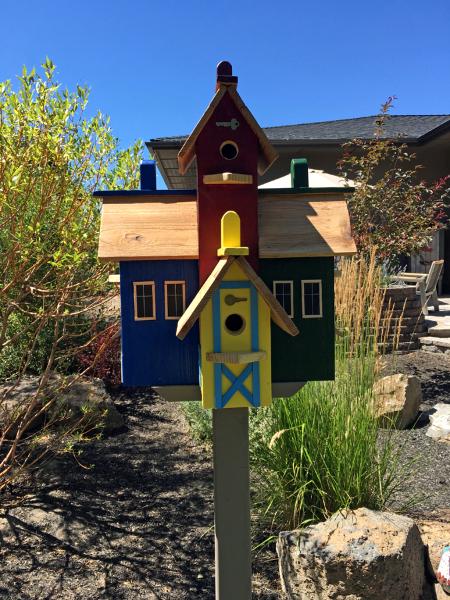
[{"left": 2, "top": 0, "right": 450, "bottom": 158}]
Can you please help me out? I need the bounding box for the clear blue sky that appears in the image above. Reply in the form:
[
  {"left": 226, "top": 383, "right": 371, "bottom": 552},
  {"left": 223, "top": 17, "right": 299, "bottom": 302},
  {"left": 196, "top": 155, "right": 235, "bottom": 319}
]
[{"left": 2, "top": 0, "right": 450, "bottom": 157}]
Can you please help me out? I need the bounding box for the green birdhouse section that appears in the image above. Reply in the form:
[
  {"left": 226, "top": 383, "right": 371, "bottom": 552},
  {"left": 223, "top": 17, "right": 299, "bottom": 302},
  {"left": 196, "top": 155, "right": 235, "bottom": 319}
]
[{"left": 260, "top": 257, "right": 335, "bottom": 383}]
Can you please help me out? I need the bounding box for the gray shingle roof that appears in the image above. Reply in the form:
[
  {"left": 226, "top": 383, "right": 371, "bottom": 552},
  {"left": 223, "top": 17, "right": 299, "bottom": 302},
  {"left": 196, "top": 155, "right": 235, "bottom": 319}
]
[{"left": 149, "top": 115, "right": 450, "bottom": 147}]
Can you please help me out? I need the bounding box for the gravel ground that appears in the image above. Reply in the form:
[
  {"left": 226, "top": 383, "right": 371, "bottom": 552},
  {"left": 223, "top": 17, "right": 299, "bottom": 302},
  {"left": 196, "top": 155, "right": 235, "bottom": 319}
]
[
  {"left": 0, "top": 350, "right": 449, "bottom": 598},
  {"left": 382, "top": 351, "right": 450, "bottom": 517},
  {"left": 0, "top": 391, "right": 279, "bottom": 599}
]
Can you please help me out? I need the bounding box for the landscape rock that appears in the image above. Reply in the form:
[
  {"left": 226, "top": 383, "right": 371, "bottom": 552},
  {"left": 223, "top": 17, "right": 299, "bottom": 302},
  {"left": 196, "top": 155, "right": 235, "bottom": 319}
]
[
  {"left": 0, "top": 374, "right": 124, "bottom": 438},
  {"left": 418, "top": 518, "right": 450, "bottom": 577},
  {"left": 427, "top": 404, "right": 450, "bottom": 443},
  {"left": 277, "top": 507, "right": 425, "bottom": 600},
  {"left": 52, "top": 377, "right": 125, "bottom": 434},
  {"left": 373, "top": 373, "right": 422, "bottom": 428}
]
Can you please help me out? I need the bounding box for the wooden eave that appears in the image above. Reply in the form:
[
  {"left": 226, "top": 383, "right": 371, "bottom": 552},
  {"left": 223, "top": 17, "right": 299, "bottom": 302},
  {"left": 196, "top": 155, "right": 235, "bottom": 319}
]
[
  {"left": 176, "top": 256, "right": 299, "bottom": 341},
  {"left": 177, "top": 84, "right": 278, "bottom": 176}
]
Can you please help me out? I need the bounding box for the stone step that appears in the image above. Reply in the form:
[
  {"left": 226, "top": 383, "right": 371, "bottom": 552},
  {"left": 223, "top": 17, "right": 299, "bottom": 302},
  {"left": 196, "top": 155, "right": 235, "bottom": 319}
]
[
  {"left": 420, "top": 336, "right": 450, "bottom": 350},
  {"left": 426, "top": 326, "right": 450, "bottom": 338}
]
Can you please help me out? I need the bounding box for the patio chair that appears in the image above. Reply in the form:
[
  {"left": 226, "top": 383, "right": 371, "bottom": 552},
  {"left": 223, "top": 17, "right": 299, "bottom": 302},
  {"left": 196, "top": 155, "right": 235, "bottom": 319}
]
[{"left": 390, "top": 259, "right": 444, "bottom": 316}]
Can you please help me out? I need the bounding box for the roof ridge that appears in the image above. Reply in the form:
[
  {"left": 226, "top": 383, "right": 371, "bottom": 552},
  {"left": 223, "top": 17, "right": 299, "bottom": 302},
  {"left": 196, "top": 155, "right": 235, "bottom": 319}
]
[{"left": 262, "top": 114, "right": 450, "bottom": 130}]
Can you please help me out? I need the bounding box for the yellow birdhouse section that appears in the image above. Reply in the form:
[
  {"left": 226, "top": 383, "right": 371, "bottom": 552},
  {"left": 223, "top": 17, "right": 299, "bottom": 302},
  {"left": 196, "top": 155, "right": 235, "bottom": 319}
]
[{"left": 200, "top": 260, "right": 272, "bottom": 409}]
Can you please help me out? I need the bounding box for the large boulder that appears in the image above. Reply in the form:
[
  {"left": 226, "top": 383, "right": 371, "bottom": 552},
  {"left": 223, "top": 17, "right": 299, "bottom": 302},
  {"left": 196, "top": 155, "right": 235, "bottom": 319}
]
[
  {"left": 418, "top": 516, "right": 450, "bottom": 578},
  {"left": 51, "top": 377, "right": 125, "bottom": 435},
  {"left": 426, "top": 404, "right": 450, "bottom": 443},
  {"left": 0, "top": 374, "right": 124, "bottom": 438},
  {"left": 277, "top": 507, "right": 426, "bottom": 600},
  {"left": 373, "top": 373, "right": 422, "bottom": 428}
]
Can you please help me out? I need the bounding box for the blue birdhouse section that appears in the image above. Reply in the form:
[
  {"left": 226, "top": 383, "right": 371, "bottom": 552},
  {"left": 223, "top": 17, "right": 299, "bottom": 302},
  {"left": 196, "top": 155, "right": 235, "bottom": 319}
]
[{"left": 119, "top": 260, "right": 200, "bottom": 386}]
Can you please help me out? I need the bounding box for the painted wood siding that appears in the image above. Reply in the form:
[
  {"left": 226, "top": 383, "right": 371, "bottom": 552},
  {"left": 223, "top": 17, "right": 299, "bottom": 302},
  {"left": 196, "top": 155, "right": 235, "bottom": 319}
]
[
  {"left": 119, "top": 260, "right": 199, "bottom": 386},
  {"left": 260, "top": 257, "right": 335, "bottom": 382}
]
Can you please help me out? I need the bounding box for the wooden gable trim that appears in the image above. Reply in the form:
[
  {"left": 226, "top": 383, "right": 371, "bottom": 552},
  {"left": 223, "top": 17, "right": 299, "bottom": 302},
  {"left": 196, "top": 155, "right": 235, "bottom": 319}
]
[
  {"left": 176, "top": 256, "right": 236, "bottom": 340},
  {"left": 227, "top": 87, "right": 278, "bottom": 175},
  {"left": 177, "top": 84, "right": 278, "bottom": 176},
  {"left": 234, "top": 257, "right": 299, "bottom": 336},
  {"left": 178, "top": 86, "right": 227, "bottom": 175},
  {"left": 176, "top": 255, "right": 299, "bottom": 341}
]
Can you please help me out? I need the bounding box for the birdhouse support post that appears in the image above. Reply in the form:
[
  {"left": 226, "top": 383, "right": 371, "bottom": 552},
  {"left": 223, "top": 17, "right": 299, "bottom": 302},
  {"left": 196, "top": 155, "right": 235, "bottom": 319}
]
[{"left": 213, "top": 407, "right": 252, "bottom": 600}]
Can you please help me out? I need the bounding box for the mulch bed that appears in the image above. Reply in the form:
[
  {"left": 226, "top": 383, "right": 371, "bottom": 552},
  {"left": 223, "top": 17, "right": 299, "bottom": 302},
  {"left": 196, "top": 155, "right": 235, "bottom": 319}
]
[
  {"left": 0, "top": 350, "right": 449, "bottom": 599},
  {"left": 0, "top": 389, "right": 278, "bottom": 599}
]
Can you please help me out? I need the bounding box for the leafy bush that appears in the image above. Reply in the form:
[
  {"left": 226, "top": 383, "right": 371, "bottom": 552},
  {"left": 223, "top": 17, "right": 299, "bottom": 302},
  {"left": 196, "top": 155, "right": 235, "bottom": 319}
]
[
  {"left": 76, "top": 322, "right": 121, "bottom": 388},
  {"left": 183, "top": 401, "right": 212, "bottom": 443},
  {"left": 338, "top": 98, "right": 449, "bottom": 271},
  {"left": 0, "top": 59, "right": 142, "bottom": 490}
]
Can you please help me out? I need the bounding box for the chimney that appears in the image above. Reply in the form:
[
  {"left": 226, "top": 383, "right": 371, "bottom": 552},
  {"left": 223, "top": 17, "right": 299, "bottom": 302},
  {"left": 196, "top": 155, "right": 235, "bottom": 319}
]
[
  {"left": 216, "top": 61, "right": 238, "bottom": 91},
  {"left": 140, "top": 160, "right": 157, "bottom": 191},
  {"left": 291, "top": 158, "right": 309, "bottom": 189}
]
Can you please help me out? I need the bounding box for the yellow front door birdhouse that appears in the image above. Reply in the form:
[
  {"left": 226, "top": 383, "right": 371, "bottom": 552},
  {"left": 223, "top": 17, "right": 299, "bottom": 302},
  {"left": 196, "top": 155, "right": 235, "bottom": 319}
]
[{"left": 177, "top": 211, "right": 298, "bottom": 409}]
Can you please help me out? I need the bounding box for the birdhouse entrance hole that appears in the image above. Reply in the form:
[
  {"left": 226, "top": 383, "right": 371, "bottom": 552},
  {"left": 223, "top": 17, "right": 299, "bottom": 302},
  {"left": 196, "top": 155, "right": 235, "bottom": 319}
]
[
  {"left": 220, "top": 141, "right": 239, "bottom": 160},
  {"left": 225, "top": 313, "right": 245, "bottom": 335}
]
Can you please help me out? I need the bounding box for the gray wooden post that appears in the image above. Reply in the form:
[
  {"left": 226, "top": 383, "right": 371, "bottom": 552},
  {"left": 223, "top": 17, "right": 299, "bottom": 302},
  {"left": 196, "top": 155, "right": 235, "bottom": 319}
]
[{"left": 213, "top": 407, "right": 252, "bottom": 599}]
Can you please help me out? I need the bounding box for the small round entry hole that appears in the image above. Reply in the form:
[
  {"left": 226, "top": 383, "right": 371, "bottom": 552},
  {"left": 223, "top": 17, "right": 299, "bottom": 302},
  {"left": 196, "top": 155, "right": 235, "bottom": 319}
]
[
  {"left": 220, "top": 141, "right": 239, "bottom": 160},
  {"left": 225, "top": 313, "right": 245, "bottom": 335}
]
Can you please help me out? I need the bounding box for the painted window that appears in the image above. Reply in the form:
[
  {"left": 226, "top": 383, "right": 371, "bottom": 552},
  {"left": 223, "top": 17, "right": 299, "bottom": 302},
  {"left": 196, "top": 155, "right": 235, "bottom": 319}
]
[
  {"left": 133, "top": 281, "right": 156, "bottom": 320},
  {"left": 301, "top": 280, "right": 322, "bottom": 318},
  {"left": 164, "top": 281, "right": 186, "bottom": 320},
  {"left": 273, "top": 281, "right": 294, "bottom": 318}
]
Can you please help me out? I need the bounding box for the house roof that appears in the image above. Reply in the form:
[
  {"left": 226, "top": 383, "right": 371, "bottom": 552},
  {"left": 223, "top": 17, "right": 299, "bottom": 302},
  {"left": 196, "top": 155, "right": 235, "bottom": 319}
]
[
  {"left": 151, "top": 115, "right": 450, "bottom": 147},
  {"left": 97, "top": 190, "right": 356, "bottom": 261},
  {"left": 178, "top": 84, "right": 278, "bottom": 176},
  {"left": 176, "top": 255, "right": 299, "bottom": 340},
  {"left": 148, "top": 114, "right": 450, "bottom": 189}
]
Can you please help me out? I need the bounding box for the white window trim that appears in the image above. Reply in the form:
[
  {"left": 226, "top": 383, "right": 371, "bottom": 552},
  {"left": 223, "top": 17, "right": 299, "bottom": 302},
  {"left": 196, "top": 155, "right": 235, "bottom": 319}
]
[
  {"left": 133, "top": 281, "right": 156, "bottom": 321},
  {"left": 301, "top": 279, "right": 323, "bottom": 319},
  {"left": 273, "top": 280, "right": 294, "bottom": 318},
  {"left": 164, "top": 280, "right": 186, "bottom": 320}
]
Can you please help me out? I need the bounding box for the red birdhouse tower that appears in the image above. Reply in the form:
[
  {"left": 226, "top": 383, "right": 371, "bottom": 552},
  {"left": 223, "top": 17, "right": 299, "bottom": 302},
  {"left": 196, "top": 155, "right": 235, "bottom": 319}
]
[{"left": 178, "top": 61, "right": 277, "bottom": 284}]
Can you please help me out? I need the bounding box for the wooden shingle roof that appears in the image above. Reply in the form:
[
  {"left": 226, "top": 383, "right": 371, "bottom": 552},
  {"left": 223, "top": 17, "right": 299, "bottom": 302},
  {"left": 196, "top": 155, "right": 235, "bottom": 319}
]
[{"left": 97, "top": 190, "right": 356, "bottom": 261}]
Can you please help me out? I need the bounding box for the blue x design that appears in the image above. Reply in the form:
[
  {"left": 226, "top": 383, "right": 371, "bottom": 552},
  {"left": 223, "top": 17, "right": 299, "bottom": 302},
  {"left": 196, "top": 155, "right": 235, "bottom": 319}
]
[{"left": 221, "top": 364, "right": 253, "bottom": 407}]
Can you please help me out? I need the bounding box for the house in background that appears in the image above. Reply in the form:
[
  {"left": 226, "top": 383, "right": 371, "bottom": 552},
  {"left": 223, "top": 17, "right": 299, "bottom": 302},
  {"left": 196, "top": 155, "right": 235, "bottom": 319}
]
[{"left": 148, "top": 114, "right": 450, "bottom": 290}]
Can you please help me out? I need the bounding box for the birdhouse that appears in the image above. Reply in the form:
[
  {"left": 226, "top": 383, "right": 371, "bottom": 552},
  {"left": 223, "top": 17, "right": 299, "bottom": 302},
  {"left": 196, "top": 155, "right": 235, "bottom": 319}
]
[{"left": 94, "top": 61, "right": 356, "bottom": 409}]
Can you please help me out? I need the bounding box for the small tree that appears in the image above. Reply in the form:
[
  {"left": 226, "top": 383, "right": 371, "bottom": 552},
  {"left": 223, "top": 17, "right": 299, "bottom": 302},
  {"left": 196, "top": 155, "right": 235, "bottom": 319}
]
[
  {"left": 0, "top": 59, "right": 142, "bottom": 489},
  {"left": 338, "top": 98, "right": 449, "bottom": 271}
]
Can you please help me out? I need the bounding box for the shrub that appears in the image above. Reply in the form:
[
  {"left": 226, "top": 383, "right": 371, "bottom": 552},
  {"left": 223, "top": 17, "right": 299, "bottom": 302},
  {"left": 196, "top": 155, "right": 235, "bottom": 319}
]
[
  {"left": 0, "top": 59, "right": 142, "bottom": 490},
  {"left": 338, "top": 98, "right": 449, "bottom": 271},
  {"left": 76, "top": 322, "right": 121, "bottom": 388}
]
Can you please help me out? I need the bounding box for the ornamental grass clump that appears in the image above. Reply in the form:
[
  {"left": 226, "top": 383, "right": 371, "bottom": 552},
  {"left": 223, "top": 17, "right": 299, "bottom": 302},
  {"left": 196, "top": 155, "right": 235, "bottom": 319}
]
[{"left": 251, "top": 254, "right": 406, "bottom": 532}]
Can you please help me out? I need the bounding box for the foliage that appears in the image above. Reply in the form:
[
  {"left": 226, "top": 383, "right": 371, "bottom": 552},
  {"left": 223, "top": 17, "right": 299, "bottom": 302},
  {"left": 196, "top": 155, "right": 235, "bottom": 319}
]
[
  {"left": 183, "top": 401, "right": 212, "bottom": 443},
  {"left": 250, "top": 255, "right": 410, "bottom": 531},
  {"left": 76, "top": 322, "right": 121, "bottom": 388},
  {"left": 338, "top": 98, "right": 449, "bottom": 271},
  {"left": 0, "top": 59, "right": 142, "bottom": 490}
]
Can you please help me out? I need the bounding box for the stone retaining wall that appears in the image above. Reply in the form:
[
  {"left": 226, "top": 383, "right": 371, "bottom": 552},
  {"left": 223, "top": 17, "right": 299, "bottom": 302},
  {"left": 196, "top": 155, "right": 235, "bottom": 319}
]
[{"left": 381, "top": 286, "right": 426, "bottom": 352}]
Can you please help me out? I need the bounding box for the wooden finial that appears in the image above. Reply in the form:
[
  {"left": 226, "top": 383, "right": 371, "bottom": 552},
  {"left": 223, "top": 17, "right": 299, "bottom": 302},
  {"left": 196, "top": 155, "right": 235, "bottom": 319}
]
[{"left": 216, "top": 61, "right": 238, "bottom": 90}]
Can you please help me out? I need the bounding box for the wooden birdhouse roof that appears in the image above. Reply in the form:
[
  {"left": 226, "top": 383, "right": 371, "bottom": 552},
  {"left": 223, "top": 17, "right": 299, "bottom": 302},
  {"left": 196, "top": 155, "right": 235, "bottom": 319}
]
[
  {"left": 176, "top": 255, "right": 299, "bottom": 340},
  {"left": 96, "top": 189, "right": 356, "bottom": 261},
  {"left": 178, "top": 62, "right": 278, "bottom": 176}
]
